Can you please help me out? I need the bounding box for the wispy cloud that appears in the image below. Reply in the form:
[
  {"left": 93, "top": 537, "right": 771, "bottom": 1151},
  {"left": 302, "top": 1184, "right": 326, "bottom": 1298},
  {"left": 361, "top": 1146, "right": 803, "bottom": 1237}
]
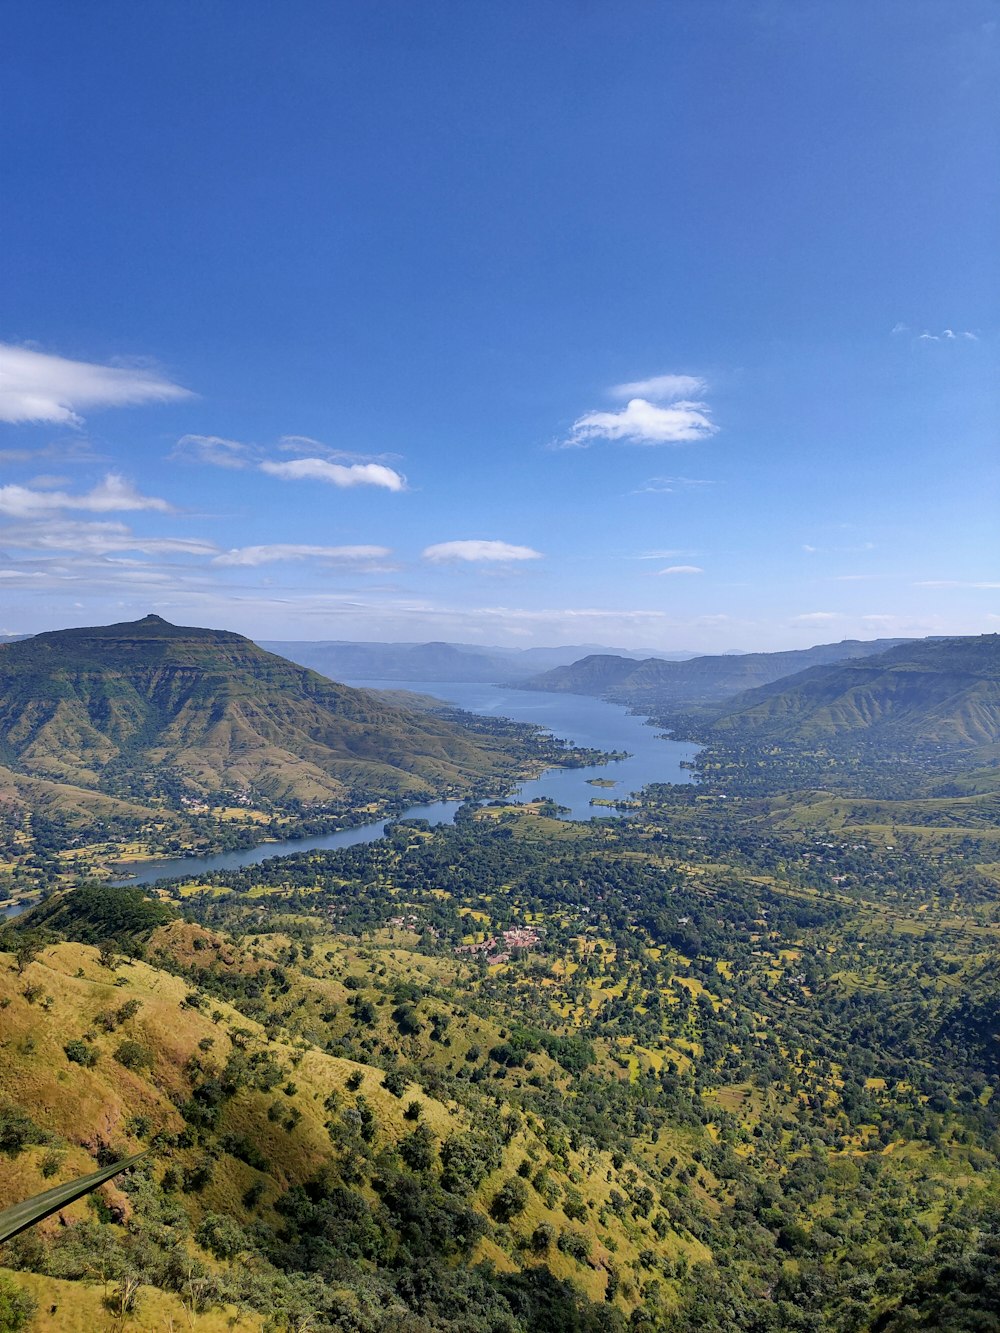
[
  {"left": 260, "top": 458, "right": 406, "bottom": 491},
  {"left": 0, "top": 518, "right": 216, "bottom": 557},
  {"left": 560, "top": 371, "right": 718, "bottom": 448},
  {"left": 0, "top": 473, "right": 172, "bottom": 518},
  {"left": 173, "top": 434, "right": 406, "bottom": 490},
  {"left": 276, "top": 435, "right": 401, "bottom": 465},
  {"left": 422, "top": 540, "right": 543, "bottom": 563},
  {"left": 0, "top": 343, "right": 192, "bottom": 425},
  {"left": 0, "top": 439, "right": 103, "bottom": 466},
  {"left": 914, "top": 579, "right": 1000, "bottom": 589},
  {"left": 792, "top": 611, "right": 843, "bottom": 623},
  {"left": 610, "top": 373, "right": 707, "bottom": 400},
  {"left": 657, "top": 565, "right": 704, "bottom": 576},
  {"left": 892, "top": 322, "right": 978, "bottom": 342},
  {"left": 172, "top": 434, "right": 257, "bottom": 469},
  {"left": 633, "top": 475, "right": 714, "bottom": 494},
  {"left": 803, "top": 541, "right": 875, "bottom": 555},
  {"left": 564, "top": 397, "right": 717, "bottom": 448},
  {"left": 213, "top": 543, "right": 392, "bottom": 567}
]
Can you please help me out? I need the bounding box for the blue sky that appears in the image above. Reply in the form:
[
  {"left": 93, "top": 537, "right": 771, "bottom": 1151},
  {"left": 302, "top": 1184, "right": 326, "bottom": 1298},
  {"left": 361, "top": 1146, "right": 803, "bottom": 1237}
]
[{"left": 0, "top": 0, "right": 996, "bottom": 651}]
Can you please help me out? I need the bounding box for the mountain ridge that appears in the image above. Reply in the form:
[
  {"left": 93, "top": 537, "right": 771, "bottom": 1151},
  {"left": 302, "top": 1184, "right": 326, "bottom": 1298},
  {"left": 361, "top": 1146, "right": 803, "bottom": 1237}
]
[
  {"left": 698, "top": 634, "right": 1000, "bottom": 748},
  {"left": 518, "top": 638, "right": 915, "bottom": 707},
  {"left": 261, "top": 638, "right": 698, "bottom": 683},
  {"left": 0, "top": 615, "right": 537, "bottom": 810}
]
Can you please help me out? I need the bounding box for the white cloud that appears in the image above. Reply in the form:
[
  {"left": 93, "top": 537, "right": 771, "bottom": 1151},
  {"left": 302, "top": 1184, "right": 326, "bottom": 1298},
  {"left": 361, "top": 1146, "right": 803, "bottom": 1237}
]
[
  {"left": 213, "top": 543, "right": 392, "bottom": 567},
  {"left": 657, "top": 565, "right": 704, "bottom": 576},
  {"left": 173, "top": 435, "right": 407, "bottom": 489},
  {"left": 610, "top": 373, "right": 707, "bottom": 400},
  {"left": 637, "top": 549, "right": 696, "bottom": 560},
  {"left": 897, "top": 326, "right": 978, "bottom": 343},
  {"left": 0, "top": 343, "right": 191, "bottom": 425},
  {"left": 422, "top": 540, "right": 543, "bottom": 563},
  {"left": 564, "top": 397, "right": 717, "bottom": 448},
  {"left": 260, "top": 457, "right": 406, "bottom": 491},
  {"left": 792, "top": 611, "right": 842, "bottom": 623},
  {"left": 0, "top": 473, "right": 172, "bottom": 517},
  {"left": 172, "top": 434, "right": 257, "bottom": 469},
  {"left": 560, "top": 371, "right": 717, "bottom": 449}
]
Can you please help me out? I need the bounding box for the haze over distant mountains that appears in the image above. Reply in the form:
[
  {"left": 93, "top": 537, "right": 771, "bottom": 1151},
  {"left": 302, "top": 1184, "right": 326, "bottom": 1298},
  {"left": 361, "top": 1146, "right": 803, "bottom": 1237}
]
[
  {"left": 520, "top": 635, "right": 1000, "bottom": 752},
  {"left": 519, "top": 639, "right": 914, "bottom": 708},
  {"left": 262, "top": 639, "right": 698, "bottom": 683}
]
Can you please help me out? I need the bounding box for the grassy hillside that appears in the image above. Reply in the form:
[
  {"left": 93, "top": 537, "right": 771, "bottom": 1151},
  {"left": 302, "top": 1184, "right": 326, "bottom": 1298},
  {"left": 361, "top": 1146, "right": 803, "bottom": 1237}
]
[
  {"left": 701, "top": 634, "right": 1000, "bottom": 749},
  {"left": 0, "top": 616, "right": 542, "bottom": 805},
  {"left": 0, "top": 894, "right": 709, "bottom": 1329},
  {"left": 1, "top": 762, "right": 999, "bottom": 1329}
]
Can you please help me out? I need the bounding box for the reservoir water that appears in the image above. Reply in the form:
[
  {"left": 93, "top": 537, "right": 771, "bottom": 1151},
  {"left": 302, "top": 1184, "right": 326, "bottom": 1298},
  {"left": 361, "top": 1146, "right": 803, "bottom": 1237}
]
[{"left": 110, "top": 682, "right": 700, "bottom": 886}]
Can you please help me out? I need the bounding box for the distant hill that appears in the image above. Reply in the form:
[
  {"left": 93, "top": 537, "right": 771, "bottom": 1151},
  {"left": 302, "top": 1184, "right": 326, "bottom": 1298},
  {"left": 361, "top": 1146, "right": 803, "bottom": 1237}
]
[
  {"left": 262, "top": 639, "right": 520, "bottom": 683},
  {"left": 701, "top": 635, "right": 1000, "bottom": 748},
  {"left": 0, "top": 615, "right": 534, "bottom": 807},
  {"left": 520, "top": 638, "right": 913, "bottom": 708},
  {"left": 262, "top": 638, "right": 697, "bottom": 683}
]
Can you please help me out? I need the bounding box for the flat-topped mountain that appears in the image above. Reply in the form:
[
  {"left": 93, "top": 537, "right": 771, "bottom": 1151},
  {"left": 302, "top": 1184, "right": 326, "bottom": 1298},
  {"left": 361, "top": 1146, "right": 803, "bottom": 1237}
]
[
  {"left": 520, "top": 638, "right": 913, "bottom": 708},
  {"left": 703, "top": 635, "right": 1000, "bottom": 748},
  {"left": 0, "top": 615, "right": 531, "bottom": 805}
]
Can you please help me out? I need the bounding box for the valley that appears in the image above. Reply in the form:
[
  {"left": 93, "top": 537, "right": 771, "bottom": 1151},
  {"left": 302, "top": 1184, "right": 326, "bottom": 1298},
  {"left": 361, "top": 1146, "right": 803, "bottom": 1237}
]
[{"left": 1, "top": 626, "right": 998, "bottom": 1329}]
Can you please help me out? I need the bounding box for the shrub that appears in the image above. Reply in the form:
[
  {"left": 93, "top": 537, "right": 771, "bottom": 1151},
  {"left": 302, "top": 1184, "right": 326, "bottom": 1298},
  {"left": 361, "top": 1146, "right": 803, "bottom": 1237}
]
[
  {"left": 558, "top": 1229, "right": 590, "bottom": 1263},
  {"left": 531, "top": 1221, "right": 557, "bottom": 1253},
  {"left": 0, "top": 1104, "right": 49, "bottom": 1157},
  {"left": 383, "top": 1068, "right": 408, "bottom": 1098},
  {"left": 0, "top": 1274, "right": 36, "bottom": 1331},
  {"left": 196, "top": 1212, "right": 249, "bottom": 1259},
  {"left": 392, "top": 1003, "right": 422, "bottom": 1036},
  {"left": 64, "top": 1039, "right": 98, "bottom": 1067},
  {"left": 40, "top": 1148, "right": 64, "bottom": 1178},
  {"left": 114, "top": 1040, "right": 153, "bottom": 1071},
  {"left": 440, "top": 1131, "right": 502, "bottom": 1195},
  {"left": 491, "top": 1177, "right": 529, "bottom": 1222},
  {"left": 400, "top": 1124, "right": 436, "bottom": 1173},
  {"left": 243, "top": 1180, "right": 266, "bottom": 1209}
]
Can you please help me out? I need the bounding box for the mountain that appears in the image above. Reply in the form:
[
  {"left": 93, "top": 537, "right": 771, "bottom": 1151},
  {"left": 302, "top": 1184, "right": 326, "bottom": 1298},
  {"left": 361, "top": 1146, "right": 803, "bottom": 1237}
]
[
  {"left": 701, "top": 634, "right": 1000, "bottom": 748},
  {"left": 261, "top": 639, "right": 521, "bottom": 683},
  {"left": 0, "top": 615, "right": 536, "bottom": 807},
  {"left": 520, "top": 638, "right": 914, "bottom": 707},
  {"left": 262, "top": 639, "right": 698, "bottom": 683}
]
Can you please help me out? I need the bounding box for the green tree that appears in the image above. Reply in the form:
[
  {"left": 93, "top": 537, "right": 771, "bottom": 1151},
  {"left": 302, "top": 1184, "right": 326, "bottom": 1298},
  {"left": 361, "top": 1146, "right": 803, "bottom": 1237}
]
[{"left": 0, "top": 1273, "right": 36, "bottom": 1331}]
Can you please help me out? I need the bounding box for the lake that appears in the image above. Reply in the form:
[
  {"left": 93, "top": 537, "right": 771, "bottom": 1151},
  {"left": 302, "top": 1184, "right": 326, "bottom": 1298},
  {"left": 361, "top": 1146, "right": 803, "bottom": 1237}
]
[{"left": 110, "top": 682, "right": 700, "bottom": 886}]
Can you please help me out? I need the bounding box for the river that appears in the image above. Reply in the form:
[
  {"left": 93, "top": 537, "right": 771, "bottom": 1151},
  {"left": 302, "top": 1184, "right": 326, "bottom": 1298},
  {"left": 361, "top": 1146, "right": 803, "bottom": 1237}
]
[{"left": 90, "top": 682, "right": 700, "bottom": 887}]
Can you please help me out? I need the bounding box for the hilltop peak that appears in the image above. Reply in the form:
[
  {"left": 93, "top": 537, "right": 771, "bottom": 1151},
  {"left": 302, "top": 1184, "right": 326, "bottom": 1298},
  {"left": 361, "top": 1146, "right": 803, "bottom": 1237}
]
[{"left": 0, "top": 614, "right": 523, "bottom": 806}]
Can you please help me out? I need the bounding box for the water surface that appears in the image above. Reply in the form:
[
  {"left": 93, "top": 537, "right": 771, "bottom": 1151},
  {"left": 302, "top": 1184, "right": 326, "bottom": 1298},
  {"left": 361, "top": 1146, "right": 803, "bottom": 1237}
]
[{"left": 113, "top": 682, "right": 699, "bottom": 885}]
